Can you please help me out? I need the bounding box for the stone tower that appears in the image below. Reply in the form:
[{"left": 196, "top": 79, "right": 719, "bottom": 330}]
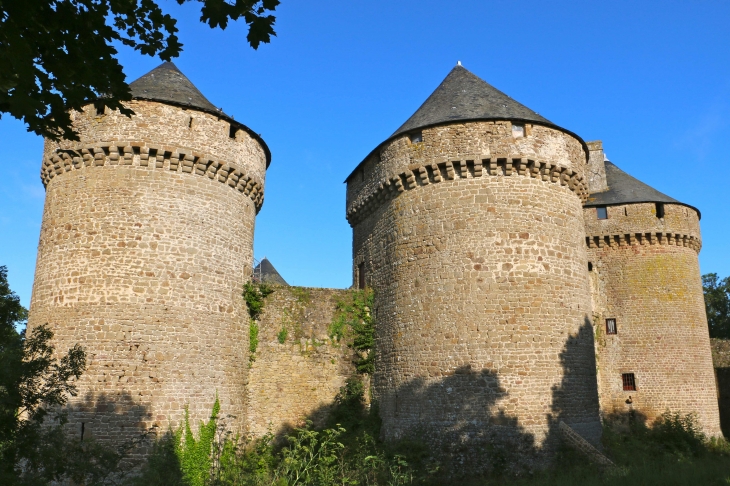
[
  {"left": 28, "top": 62, "right": 269, "bottom": 443},
  {"left": 583, "top": 142, "right": 721, "bottom": 436},
  {"left": 346, "top": 65, "right": 602, "bottom": 466}
]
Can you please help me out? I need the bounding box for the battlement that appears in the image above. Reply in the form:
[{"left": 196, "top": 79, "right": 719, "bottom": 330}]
[
  {"left": 585, "top": 232, "right": 701, "bottom": 252},
  {"left": 346, "top": 155, "right": 589, "bottom": 226},
  {"left": 41, "top": 141, "right": 265, "bottom": 212}
]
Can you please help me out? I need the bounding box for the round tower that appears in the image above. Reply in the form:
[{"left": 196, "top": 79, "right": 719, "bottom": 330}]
[
  {"left": 28, "top": 62, "right": 269, "bottom": 444},
  {"left": 583, "top": 142, "right": 720, "bottom": 436},
  {"left": 346, "top": 65, "right": 601, "bottom": 469}
]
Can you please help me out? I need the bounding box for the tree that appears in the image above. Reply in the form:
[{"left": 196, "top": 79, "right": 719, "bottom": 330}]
[
  {"left": 702, "top": 273, "right": 730, "bottom": 339},
  {"left": 0, "top": 0, "right": 280, "bottom": 141},
  {"left": 0, "top": 265, "right": 98, "bottom": 484}
]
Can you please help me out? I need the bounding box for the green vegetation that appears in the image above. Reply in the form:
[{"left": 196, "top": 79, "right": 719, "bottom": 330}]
[
  {"left": 249, "top": 322, "right": 260, "bottom": 359},
  {"left": 704, "top": 273, "right": 730, "bottom": 338},
  {"left": 329, "top": 289, "right": 375, "bottom": 374},
  {"left": 277, "top": 327, "right": 288, "bottom": 344},
  {"left": 0, "top": 265, "right": 135, "bottom": 485},
  {"left": 131, "top": 384, "right": 730, "bottom": 486},
  {"left": 243, "top": 283, "right": 274, "bottom": 321},
  {"left": 244, "top": 282, "right": 274, "bottom": 363},
  {"left": 0, "top": 0, "right": 279, "bottom": 141}
]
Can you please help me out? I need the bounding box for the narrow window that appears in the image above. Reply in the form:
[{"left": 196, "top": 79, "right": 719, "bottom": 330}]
[
  {"left": 606, "top": 318, "right": 617, "bottom": 335},
  {"left": 81, "top": 422, "right": 85, "bottom": 441},
  {"left": 624, "top": 207, "right": 628, "bottom": 217},
  {"left": 95, "top": 105, "right": 105, "bottom": 116},
  {"left": 622, "top": 373, "right": 636, "bottom": 391},
  {"left": 229, "top": 124, "right": 239, "bottom": 139},
  {"left": 358, "top": 262, "right": 366, "bottom": 290},
  {"left": 409, "top": 131, "right": 422, "bottom": 144},
  {"left": 588, "top": 262, "right": 593, "bottom": 272},
  {"left": 188, "top": 117, "right": 194, "bottom": 128},
  {"left": 596, "top": 206, "right": 608, "bottom": 220},
  {"left": 512, "top": 123, "right": 525, "bottom": 138},
  {"left": 655, "top": 203, "right": 665, "bottom": 219}
]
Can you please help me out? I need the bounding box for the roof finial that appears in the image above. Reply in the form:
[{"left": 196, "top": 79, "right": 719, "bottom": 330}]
[{"left": 457, "top": 60, "right": 462, "bottom": 66}]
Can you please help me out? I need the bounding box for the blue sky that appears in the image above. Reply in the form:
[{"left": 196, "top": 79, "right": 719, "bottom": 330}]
[{"left": 1, "top": 0, "right": 728, "bottom": 307}]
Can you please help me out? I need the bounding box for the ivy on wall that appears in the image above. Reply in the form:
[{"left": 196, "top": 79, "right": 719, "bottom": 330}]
[
  {"left": 243, "top": 282, "right": 274, "bottom": 363},
  {"left": 329, "top": 289, "right": 375, "bottom": 374}
]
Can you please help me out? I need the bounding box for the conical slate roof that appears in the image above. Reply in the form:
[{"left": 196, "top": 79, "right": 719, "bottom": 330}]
[
  {"left": 392, "top": 64, "right": 555, "bottom": 138},
  {"left": 130, "top": 62, "right": 219, "bottom": 112},
  {"left": 128, "top": 62, "right": 271, "bottom": 166},
  {"left": 585, "top": 161, "right": 699, "bottom": 217},
  {"left": 254, "top": 258, "right": 288, "bottom": 286},
  {"left": 346, "top": 64, "right": 586, "bottom": 182}
]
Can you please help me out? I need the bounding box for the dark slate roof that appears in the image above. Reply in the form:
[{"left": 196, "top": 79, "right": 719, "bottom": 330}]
[
  {"left": 130, "top": 62, "right": 219, "bottom": 112},
  {"left": 254, "top": 258, "right": 288, "bottom": 286},
  {"left": 392, "top": 65, "right": 555, "bottom": 138},
  {"left": 585, "top": 161, "right": 700, "bottom": 217},
  {"left": 346, "top": 64, "right": 586, "bottom": 182},
  {"left": 128, "top": 62, "right": 271, "bottom": 167}
]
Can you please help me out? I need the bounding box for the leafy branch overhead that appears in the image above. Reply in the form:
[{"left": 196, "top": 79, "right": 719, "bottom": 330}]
[{"left": 0, "top": 0, "right": 279, "bottom": 141}]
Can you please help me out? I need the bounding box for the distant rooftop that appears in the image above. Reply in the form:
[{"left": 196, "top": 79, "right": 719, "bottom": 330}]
[
  {"left": 128, "top": 62, "right": 271, "bottom": 166},
  {"left": 253, "top": 258, "right": 288, "bottom": 286},
  {"left": 585, "top": 161, "right": 699, "bottom": 217}
]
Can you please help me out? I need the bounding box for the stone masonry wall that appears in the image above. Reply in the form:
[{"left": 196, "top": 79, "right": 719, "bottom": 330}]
[
  {"left": 349, "top": 122, "right": 601, "bottom": 469},
  {"left": 585, "top": 203, "right": 721, "bottom": 436},
  {"left": 27, "top": 101, "right": 267, "bottom": 448},
  {"left": 246, "top": 287, "right": 357, "bottom": 438}
]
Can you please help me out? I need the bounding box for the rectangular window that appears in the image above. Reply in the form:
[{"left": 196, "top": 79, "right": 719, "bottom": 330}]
[
  {"left": 229, "top": 124, "right": 239, "bottom": 139},
  {"left": 596, "top": 206, "right": 608, "bottom": 220},
  {"left": 655, "top": 202, "right": 665, "bottom": 219},
  {"left": 409, "top": 131, "right": 423, "bottom": 144},
  {"left": 512, "top": 124, "right": 525, "bottom": 138},
  {"left": 358, "top": 262, "right": 366, "bottom": 290},
  {"left": 95, "top": 105, "right": 105, "bottom": 116},
  {"left": 622, "top": 373, "right": 636, "bottom": 391},
  {"left": 606, "top": 318, "right": 617, "bottom": 335}
]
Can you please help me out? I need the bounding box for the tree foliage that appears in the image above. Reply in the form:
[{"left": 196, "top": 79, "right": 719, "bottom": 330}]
[
  {"left": 0, "top": 265, "right": 102, "bottom": 484},
  {"left": 0, "top": 0, "right": 279, "bottom": 141},
  {"left": 703, "top": 273, "right": 730, "bottom": 339}
]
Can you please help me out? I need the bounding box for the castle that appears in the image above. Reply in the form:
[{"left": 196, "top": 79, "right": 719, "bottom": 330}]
[{"left": 27, "top": 61, "right": 720, "bottom": 467}]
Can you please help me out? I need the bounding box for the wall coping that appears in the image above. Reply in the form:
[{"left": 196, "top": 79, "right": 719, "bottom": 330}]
[{"left": 585, "top": 232, "right": 701, "bottom": 253}]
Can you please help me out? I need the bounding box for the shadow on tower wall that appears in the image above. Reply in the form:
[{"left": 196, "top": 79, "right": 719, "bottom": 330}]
[{"left": 286, "top": 319, "right": 601, "bottom": 476}]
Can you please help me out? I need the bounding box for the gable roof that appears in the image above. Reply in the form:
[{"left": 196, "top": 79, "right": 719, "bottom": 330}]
[
  {"left": 128, "top": 62, "right": 271, "bottom": 167},
  {"left": 585, "top": 161, "right": 700, "bottom": 218},
  {"left": 254, "top": 258, "right": 288, "bottom": 286},
  {"left": 346, "top": 64, "right": 587, "bottom": 182}
]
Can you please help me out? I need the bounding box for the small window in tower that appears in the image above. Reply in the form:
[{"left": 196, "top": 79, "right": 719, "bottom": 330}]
[
  {"left": 95, "top": 104, "right": 105, "bottom": 116},
  {"left": 588, "top": 262, "right": 593, "bottom": 272},
  {"left": 596, "top": 206, "right": 608, "bottom": 220},
  {"left": 606, "top": 318, "right": 617, "bottom": 335},
  {"left": 655, "top": 203, "right": 665, "bottom": 219},
  {"left": 624, "top": 207, "right": 628, "bottom": 217},
  {"left": 622, "top": 373, "right": 636, "bottom": 391},
  {"left": 358, "top": 262, "right": 366, "bottom": 290},
  {"left": 188, "top": 117, "right": 194, "bottom": 129},
  {"left": 409, "top": 131, "right": 422, "bottom": 144},
  {"left": 229, "top": 124, "right": 239, "bottom": 139},
  {"left": 512, "top": 123, "right": 525, "bottom": 138}
]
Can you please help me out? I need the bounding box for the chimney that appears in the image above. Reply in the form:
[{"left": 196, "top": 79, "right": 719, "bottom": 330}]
[{"left": 585, "top": 140, "right": 608, "bottom": 193}]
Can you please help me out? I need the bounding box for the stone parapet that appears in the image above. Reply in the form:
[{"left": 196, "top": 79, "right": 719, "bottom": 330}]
[
  {"left": 585, "top": 232, "right": 701, "bottom": 252},
  {"left": 346, "top": 155, "right": 588, "bottom": 226},
  {"left": 41, "top": 142, "right": 265, "bottom": 212}
]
